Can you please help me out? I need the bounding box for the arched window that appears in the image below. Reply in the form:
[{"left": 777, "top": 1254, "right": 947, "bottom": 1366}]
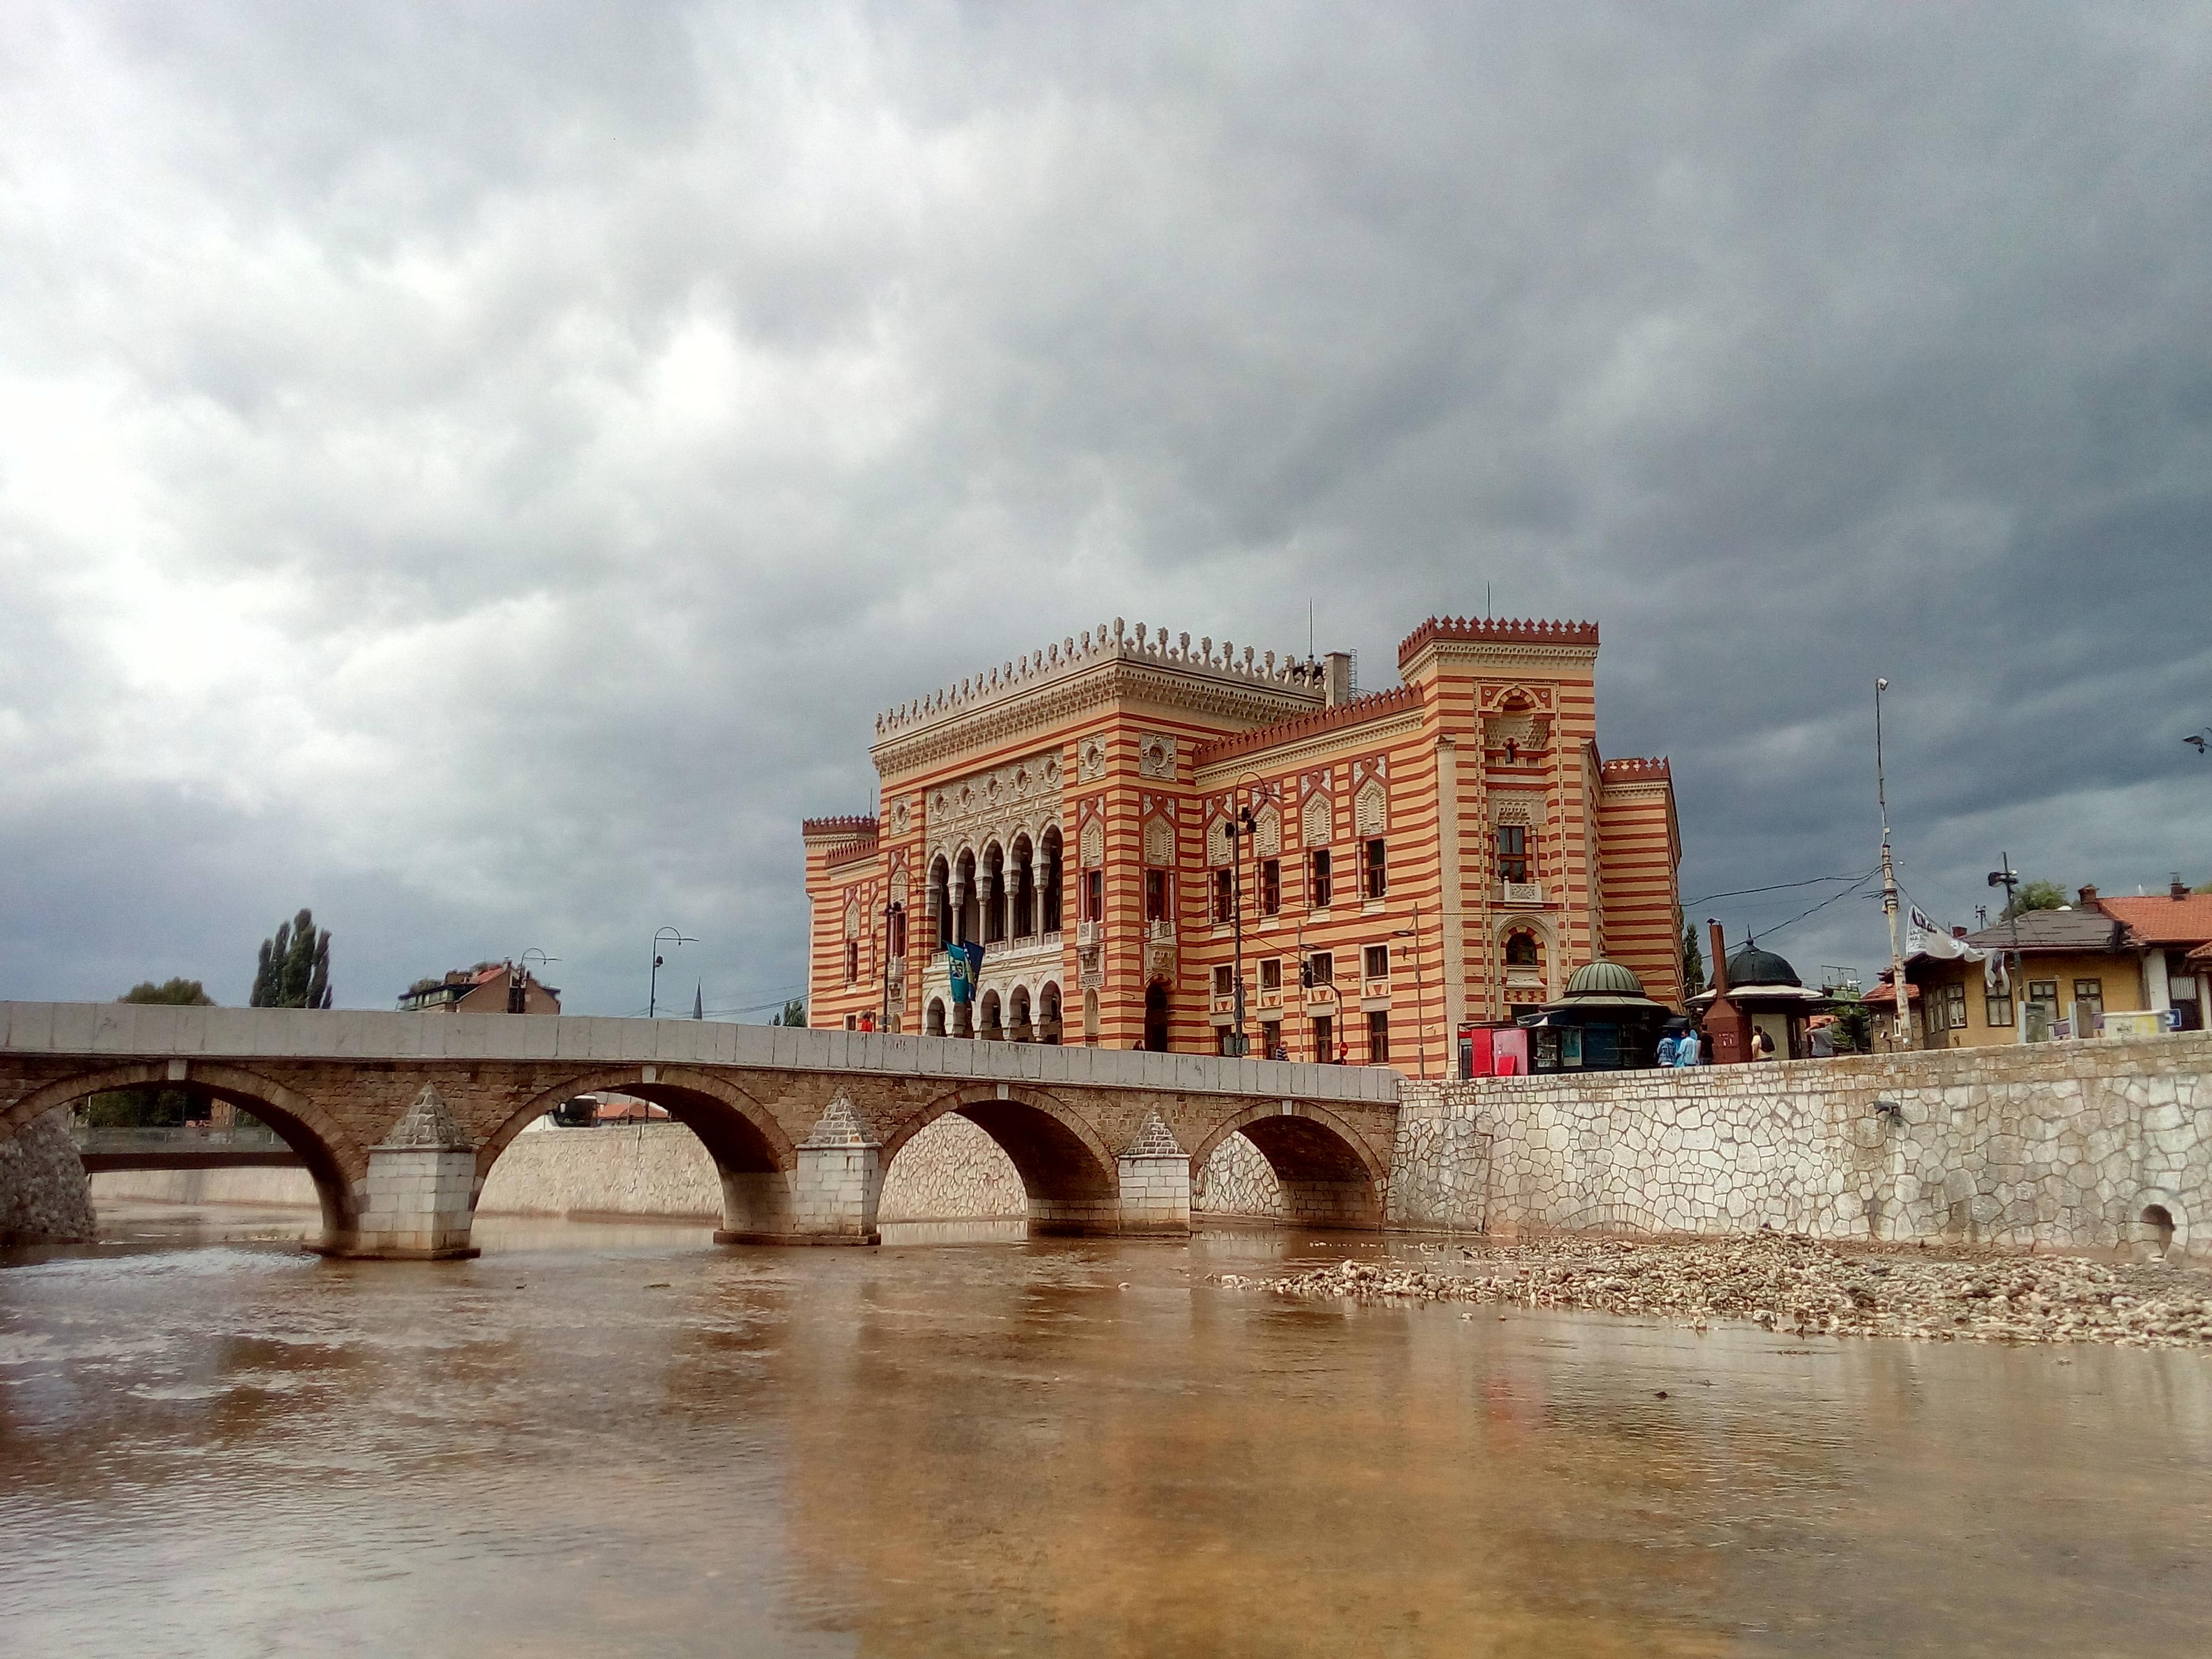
[
  {"left": 1039, "top": 982, "right": 1063, "bottom": 1044},
  {"left": 1040, "top": 826, "right": 1063, "bottom": 933},
  {"left": 929, "top": 855, "right": 952, "bottom": 950},
  {"left": 1009, "top": 984, "right": 1033, "bottom": 1041},
  {"left": 1144, "top": 980, "right": 1170, "bottom": 1052},
  {"left": 1010, "top": 834, "right": 1036, "bottom": 938},
  {"left": 980, "top": 989, "right": 1003, "bottom": 1040},
  {"left": 1504, "top": 930, "right": 1540, "bottom": 967},
  {"left": 926, "top": 997, "right": 946, "bottom": 1036},
  {"left": 982, "top": 842, "right": 1007, "bottom": 944}
]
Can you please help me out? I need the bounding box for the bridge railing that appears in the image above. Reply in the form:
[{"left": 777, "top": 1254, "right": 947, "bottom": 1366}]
[{"left": 73, "top": 1124, "right": 290, "bottom": 1156}]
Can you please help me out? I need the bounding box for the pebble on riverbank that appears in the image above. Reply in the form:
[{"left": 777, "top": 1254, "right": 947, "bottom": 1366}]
[{"left": 1208, "top": 1232, "right": 2212, "bottom": 1350}]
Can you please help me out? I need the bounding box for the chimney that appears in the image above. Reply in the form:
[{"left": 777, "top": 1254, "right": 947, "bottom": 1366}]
[
  {"left": 1707, "top": 920, "right": 1729, "bottom": 997},
  {"left": 2077, "top": 884, "right": 2098, "bottom": 906},
  {"left": 2173, "top": 873, "right": 2190, "bottom": 901},
  {"left": 1322, "top": 652, "right": 1353, "bottom": 707}
]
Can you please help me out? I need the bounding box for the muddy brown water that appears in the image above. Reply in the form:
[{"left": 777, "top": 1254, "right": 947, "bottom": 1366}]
[{"left": 4, "top": 1204, "right": 2210, "bottom": 1657}]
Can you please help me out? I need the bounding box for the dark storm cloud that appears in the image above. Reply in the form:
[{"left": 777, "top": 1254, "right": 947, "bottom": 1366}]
[{"left": 2, "top": 1, "right": 2207, "bottom": 1012}]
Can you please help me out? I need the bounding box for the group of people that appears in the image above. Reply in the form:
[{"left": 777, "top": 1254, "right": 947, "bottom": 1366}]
[{"left": 1659, "top": 1022, "right": 1785, "bottom": 1066}]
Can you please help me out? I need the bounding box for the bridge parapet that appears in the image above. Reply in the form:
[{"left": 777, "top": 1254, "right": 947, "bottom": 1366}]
[
  {"left": 0, "top": 1002, "right": 1396, "bottom": 1107},
  {"left": 3, "top": 1002, "right": 1405, "bottom": 1259}
]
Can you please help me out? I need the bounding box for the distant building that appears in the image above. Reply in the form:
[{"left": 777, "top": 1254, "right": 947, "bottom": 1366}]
[
  {"left": 397, "top": 962, "right": 562, "bottom": 1015},
  {"left": 1896, "top": 878, "right": 2211, "bottom": 1047},
  {"left": 802, "top": 612, "right": 1683, "bottom": 1075}
]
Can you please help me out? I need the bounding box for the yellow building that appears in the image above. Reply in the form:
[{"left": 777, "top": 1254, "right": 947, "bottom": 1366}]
[{"left": 1903, "top": 907, "right": 2144, "bottom": 1047}]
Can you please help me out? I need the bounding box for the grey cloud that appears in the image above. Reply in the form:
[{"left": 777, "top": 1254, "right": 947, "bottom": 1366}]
[{"left": 2, "top": 1, "right": 2207, "bottom": 1014}]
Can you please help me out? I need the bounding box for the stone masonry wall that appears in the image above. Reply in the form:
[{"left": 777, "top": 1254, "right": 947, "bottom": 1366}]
[
  {"left": 1392, "top": 1032, "right": 2212, "bottom": 1254},
  {"left": 0, "top": 1111, "right": 97, "bottom": 1245},
  {"left": 1193, "top": 1132, "right": 1283, "bottom": 1218},
  {"left": 877, "top": 1113, "right": 1024, "bottom": 1220}
]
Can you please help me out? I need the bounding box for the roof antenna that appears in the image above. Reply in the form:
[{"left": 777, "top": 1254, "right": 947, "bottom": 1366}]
[
  {"left": 1486, "top": 581, "right": 1492, "bottom": 619},
  {"left": 1308, "top": 599, "right": 1314, "bottom": 660}
]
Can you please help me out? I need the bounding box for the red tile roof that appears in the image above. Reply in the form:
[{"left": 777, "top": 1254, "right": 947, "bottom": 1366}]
[{"left": 2093, "top": 893, "right": 2212, "bottom": 946}]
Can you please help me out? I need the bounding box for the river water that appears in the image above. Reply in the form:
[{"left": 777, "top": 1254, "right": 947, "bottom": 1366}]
[{"left": 5, "top": 1206, "right": 2211, "bottom": 1657}]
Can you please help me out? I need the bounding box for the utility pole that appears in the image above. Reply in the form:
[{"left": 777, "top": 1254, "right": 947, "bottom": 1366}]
[
  {"left": 1988, "top": 855, "right": 2023, "bottom": 1044},
  {"left": 1876, "top": 678, "right": 1911, "bottom": 1050}
]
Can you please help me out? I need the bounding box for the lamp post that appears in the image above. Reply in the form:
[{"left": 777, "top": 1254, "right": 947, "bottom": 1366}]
[
  {"left": 1221, "top": 804, "right": 1255, "bottom": 1055},
  {"left": 880, "top": 900, "right": 904, "bottom": 1033},
  {"left": 1875, "top": 677, "right": 1911, "bottom": 1051},
  {"left": 1393, "top": 900, "right": 1427, "bottom": 1075},
  {"left": 649, "top": 926, "right": 696, "bottom": 1019},
  {"left": 509, "top": 948, "right": 559, "bottom": 1014}
]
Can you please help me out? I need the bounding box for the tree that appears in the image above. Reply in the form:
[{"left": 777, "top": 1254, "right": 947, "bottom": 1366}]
[
  {"left": 1680, "top": 921, "right": 1706, "bottom": 999},
  {"left": 1826, "top": 990, "right": 1873, "bottom": 1055},
  {"left": 2002, "top": 879, "right": 2067, "bottom": 921},
  {"left": 121, "top": 978, "right": 215, "bottom": 1006},
  {"left": 251, "top": 909, "right": 333, "bottom": 1008},
  {"left": 83, "top": 980, "right": 217, "bottom": 1124},
  {"left": 772, "top": 998, "right": 806, "bottom": 1027}
]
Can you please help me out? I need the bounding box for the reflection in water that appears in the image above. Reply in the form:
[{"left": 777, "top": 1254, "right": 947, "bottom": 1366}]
[{"left": 3, "top": 1205, "right": 2211, "bottom": 1657}]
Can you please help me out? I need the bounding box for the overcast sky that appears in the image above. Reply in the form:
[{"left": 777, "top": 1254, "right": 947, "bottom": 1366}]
[{"left": 3, "top": 2, "right": 2207, "bottom": 1016}]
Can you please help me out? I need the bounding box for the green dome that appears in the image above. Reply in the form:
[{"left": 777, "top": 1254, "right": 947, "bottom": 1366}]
[
  {"left": 1725, "top": 944, "right": 1801, "bottom": 988},
  {"left": 1565, "top": 960, "right": 1646, "bottom": 998}
]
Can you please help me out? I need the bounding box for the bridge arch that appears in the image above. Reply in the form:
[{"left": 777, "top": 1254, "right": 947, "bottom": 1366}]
[
  {"left": 1189, "top": 1100, "right": 1385, "bottom": 1230},
  {"left": 481, "top": 1067, "right": 800, "bottom": 1240},
  {"left": 880, "top": 1084, "right": 1120, "bottom": 1236},
  {"left": 2, "top": 1060, "right": 365, "bottom": 1243}
]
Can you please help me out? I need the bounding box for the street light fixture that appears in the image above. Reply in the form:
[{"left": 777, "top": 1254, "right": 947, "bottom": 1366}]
[
  {"left": 649, "top": 926, "right": 696, "bottom": 1020},
  {"left": 509, "top": 948, "right": 560, "bottom": 1014},
  {"left": 2187, "top": 729, "right": 2210, "bottom": 755}
]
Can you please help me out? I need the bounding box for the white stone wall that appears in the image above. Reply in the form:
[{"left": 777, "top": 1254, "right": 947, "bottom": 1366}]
[
  {"left": 478, "top": 1124, "right": 722, "bottom": 1219},
  {"left": 0, "top": 1112, "right": 97, "bottom": 1244},
  {"left": 90, "top": 1166, "right": 320, "bottom": 1207},
  {"left": 1392, "top": 1032, "right": 2212, "bottom": 1253},
  {"left": 877, "top": 1113, "right": 1024, "bottom": 1220},
  {"left": 1193, "top": 1132, "right": 1281, "bottom": 1217}
]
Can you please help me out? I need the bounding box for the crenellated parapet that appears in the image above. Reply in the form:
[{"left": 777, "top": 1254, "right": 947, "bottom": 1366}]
[
  {"left": 874, "top": 616, "right": 1324, "bottom": 742},
  {"left": 1600, "top": 757, "right": 1671, "bottom": 782},
  {"left": 1191, "top": 685, "right": 1423, "bottom": 770},
  {"left": 1396, "top": 615, "right": 1600, "bottom": 670}
]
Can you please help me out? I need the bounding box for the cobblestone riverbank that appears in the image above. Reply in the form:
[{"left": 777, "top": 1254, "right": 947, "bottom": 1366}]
[{"left": 1210, "top": 1232, "right": 2212, "bottom": 1350}]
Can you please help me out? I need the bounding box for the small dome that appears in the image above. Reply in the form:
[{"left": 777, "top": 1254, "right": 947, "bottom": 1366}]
[
  {"left": 1566, "top": 960, "right": 1646, "bottom": 998},
  {"left": 1726, "top": 944, "right": 1801, "bottom": 988}
]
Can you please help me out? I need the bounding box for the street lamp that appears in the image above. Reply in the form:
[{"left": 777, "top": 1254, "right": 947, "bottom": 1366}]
[
  {"left": 880, "top": 900, "right": 905, "bottom": 1033},
  {"left": 2187, "top": 729, "right": 2210, "bottom": 756},
  {"left": 509, "top": 948, "right": 559, "bottom": 1014},
  {"left": 1393, "top": 902, "right": 1428, "bottom": 1075},
  {"left": 649, "top": 926, "right": 696, "bottom": 1019},
  {"left": 1220, "top": 803, "right": 1256, "bottom": 1055}
]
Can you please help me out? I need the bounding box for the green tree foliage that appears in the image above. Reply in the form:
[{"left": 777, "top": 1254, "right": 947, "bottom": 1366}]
[
  {"left": 1826, "top": 990, "right": 1873, "bottom": 1054},
  {"left": 121, "top": 978, "right": 215, "bottom": 1006},
  {"left": 1680, "top": 921, "right": 1706, "bottom": 999},
  {"left": 2002, "top": 879, "right": 2068, "bottom": 921},
  {"left": 772, "top": 998, "right": 806, "bottom": 1027},
  {"left": 251, "top": 909, "right": 333, "bottom": 1008},
  {"left": 83, "top": 980, "right": 217, "bottom": 1124}
]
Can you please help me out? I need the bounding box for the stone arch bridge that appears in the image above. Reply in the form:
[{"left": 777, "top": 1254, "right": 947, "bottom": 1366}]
[{"left": 2, "top": 1003, "right": 1400, "bottom": 1259}]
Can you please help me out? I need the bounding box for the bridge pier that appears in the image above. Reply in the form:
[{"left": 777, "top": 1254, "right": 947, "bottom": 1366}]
[
  {"left": 717, "top": 1093, "right": 880, "bottom": 1246},
  {"left": 1115, "top": 1112, "right": 1191, "bottom": 1236},
  {"left": 314, "top": 1084, "right": 481, "bottom": 1261}
]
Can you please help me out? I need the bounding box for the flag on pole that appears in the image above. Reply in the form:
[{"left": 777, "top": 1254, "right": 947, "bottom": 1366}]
[{"left": 947, "top": 940, "right": 986, "bottom": 1003}]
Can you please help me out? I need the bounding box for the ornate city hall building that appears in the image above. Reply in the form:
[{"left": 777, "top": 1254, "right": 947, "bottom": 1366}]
[{"left": 804, "top": 615, "right": 1681, "bottom": 1077}]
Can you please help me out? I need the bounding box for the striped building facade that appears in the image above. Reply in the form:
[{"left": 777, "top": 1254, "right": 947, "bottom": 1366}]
[{"left": 804, "top": 615, "right": 1681, "bottom": 1078}]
